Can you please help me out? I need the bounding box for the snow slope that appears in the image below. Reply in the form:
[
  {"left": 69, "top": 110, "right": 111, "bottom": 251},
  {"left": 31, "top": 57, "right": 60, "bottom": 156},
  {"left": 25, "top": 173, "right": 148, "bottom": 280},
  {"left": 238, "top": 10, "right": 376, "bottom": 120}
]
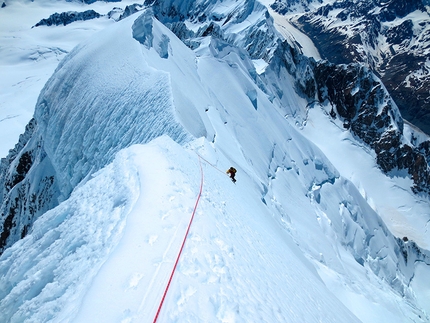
[
  {"left": 0, "top": 137, "right": 364, "bottom": 323},
  {"left": 301, "top": 106, "right": 430, "bottom": 249},
  {"left": 0, "top": 0, "right": 141, "bottom": 157},
  {"left": 0, "top": 1, "right": 429, "bottom": 322}
]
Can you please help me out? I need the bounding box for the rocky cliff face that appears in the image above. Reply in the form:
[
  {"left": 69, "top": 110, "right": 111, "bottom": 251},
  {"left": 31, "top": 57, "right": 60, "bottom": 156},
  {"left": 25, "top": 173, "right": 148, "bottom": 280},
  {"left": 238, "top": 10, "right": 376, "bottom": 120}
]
[
  {"left": 0, "top": 119, "right": 59, "bottom": 254},
  {"left": 312, "top": 61, "right": 430, "bottom": 194},
  {"left": 272, "top": 0, "right": 430, "bottom": 135},
  {"left": 33, "top": 3, "right": 147, "bottom": 28},
  {"left": 34, "top": 10, "right": 101, "bottom": 27},
  {"left": 259, "top": 31, "right": 430, "bottom": 196}
]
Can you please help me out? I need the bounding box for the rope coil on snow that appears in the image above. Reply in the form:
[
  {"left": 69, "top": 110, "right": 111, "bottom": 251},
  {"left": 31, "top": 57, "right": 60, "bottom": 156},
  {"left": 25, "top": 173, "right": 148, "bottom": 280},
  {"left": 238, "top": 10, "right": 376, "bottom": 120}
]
[{"left": 152, "top": 155, "right": 204, "bottom": 323}]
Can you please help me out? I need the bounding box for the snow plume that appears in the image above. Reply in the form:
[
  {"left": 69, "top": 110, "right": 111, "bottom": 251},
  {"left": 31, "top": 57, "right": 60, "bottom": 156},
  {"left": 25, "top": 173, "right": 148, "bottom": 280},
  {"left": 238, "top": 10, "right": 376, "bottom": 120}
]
[{"left": 0, "top": 1, "right": 430, "bottom": 322}]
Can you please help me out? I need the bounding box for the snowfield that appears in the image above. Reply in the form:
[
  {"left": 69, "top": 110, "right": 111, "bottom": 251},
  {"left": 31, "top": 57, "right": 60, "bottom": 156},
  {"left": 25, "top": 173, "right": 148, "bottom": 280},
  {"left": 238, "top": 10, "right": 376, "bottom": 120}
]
[
  {"left": 0, "top": 0, "right": 429, "bottom": 322},
  {"left": 0, "top": 137, "right": 364, "bottom": 322}
]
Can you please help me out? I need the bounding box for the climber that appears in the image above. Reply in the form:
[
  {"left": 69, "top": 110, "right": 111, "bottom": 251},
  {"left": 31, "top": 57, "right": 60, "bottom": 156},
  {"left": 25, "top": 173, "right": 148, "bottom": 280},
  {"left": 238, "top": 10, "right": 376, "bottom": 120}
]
[{"left": 226, "top": 166, "right": 237, "bottom": 183}]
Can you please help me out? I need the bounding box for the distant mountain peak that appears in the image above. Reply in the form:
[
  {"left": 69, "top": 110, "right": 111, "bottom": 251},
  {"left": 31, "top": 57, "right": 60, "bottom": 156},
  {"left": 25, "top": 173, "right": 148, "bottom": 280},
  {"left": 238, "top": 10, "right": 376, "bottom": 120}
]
[{"left": 272, "top": 0, "right": 430, "bottom": 135}]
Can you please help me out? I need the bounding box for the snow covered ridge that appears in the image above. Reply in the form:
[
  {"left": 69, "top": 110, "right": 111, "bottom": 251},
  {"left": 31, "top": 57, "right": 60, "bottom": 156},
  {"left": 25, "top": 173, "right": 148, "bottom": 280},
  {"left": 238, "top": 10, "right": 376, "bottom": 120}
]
[
  {"left": 0, "top": 0, "right": 283, "bottom": 254},
  {"left": 0, "top": 0, "right": 427, "bottom": 263},
  {"left": 1, "top": 0, "right": 430, "bottom": 320},
  {"left": 33, "top": 10, "right": 101, "bottom": 27},
  {"left": 32, "top": 3, "right": 146, "bottom": 27},
  {"left": 0, "top": 138, "right": 389, "bottom": 322},
  {"left": 271, "top": 0, "right": 430, "bottom": 135},
  {"left": 0, "top": 10, "right": 192, "bottom": 254},
  {"left": 146, "top": 0, "right": 430, "bottom": 194}
]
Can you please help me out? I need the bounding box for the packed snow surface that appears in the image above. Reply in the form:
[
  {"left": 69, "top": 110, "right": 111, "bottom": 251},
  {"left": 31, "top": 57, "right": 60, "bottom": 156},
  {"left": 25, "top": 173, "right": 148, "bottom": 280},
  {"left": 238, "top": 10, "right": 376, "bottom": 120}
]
[{"left": 0, "top": 137, "right": 362, "bottom": 322}]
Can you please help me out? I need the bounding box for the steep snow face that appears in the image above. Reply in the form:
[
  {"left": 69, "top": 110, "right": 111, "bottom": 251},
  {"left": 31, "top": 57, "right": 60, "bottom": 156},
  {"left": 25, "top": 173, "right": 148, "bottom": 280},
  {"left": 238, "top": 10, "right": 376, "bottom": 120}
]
[
  {"left": 0, "top": 13, "right": 195, "bottom": 254},
  {"left": 0, "top": 142, "right": 140, "bottom": 322},
  {"left": 35, "top": 13, "right": 193, "bottom": 198},
  {"left": 148, "top": 0, "right": 430, "bottom": 198}
]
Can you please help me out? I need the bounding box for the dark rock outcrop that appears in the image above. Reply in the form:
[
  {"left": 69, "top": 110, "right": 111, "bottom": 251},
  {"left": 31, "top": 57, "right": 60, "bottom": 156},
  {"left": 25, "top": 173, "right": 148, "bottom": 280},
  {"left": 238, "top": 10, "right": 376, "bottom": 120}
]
[
  {"left": 273, "top": 0, "right": 430, "bottom": 135},
  {"left": 313, "top": 61, "right": 430, "bottom": 194},
  {"left": 0, "top": 119, "right": 58, "bottom": 254},
  {"left": 34, "top": 10, "right": 101, "bottom": 27},
  {"left": 82, "top": 0, "right": 120, "bottom": 4}
]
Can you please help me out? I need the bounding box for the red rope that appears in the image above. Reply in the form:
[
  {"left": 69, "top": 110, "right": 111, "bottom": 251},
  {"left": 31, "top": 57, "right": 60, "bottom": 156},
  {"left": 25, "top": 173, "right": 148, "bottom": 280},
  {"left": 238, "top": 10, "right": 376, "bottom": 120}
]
[
  {"left": 196, "top": 154, "right": 225, "bottom": 175},
  {"left": 152, "top": 156, "right": 204, "bottom": 323}
]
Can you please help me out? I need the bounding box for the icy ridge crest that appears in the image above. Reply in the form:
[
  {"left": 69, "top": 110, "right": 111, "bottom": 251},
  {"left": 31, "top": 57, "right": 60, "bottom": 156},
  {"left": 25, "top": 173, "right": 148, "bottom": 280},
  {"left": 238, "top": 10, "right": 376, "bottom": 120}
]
[{"left": 0, "top": 12, "right": 192, "bottom": 254}]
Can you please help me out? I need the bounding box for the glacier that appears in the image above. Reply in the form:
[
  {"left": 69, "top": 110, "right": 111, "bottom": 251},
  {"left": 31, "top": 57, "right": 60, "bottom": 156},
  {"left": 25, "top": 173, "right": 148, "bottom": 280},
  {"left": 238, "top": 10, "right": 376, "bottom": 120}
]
[{"left": 0, "top": 0, "right": 430, "bottom": 322}]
